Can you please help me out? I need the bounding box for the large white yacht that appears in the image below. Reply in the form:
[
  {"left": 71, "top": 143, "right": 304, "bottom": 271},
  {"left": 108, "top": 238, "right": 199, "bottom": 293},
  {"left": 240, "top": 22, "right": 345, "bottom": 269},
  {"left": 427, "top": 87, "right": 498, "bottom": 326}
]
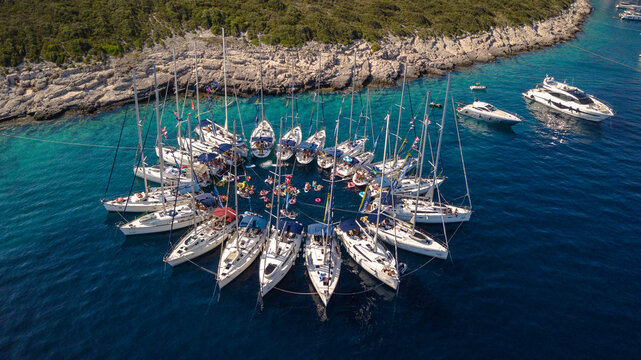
[
  {"left": 457, "top": 101, "right": 522, "bottom": 126},
  {"left": 522, "top": 76, "right": 614, "bottom": 122}
]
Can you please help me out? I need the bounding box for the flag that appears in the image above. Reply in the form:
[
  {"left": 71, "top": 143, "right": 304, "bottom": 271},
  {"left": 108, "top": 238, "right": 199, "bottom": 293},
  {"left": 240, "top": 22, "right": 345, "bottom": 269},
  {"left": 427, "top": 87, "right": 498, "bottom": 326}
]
[
  {"left": 161, "top": 126, "right": 168, "bottom": 139},
  {"left": 174, "top": 111, "right": 184, "bottom": 123},
  {"left": 412, "top": 136, "right": 420, "bottom": 150},
  {"left": 191, "top": 101, "right": 195, "bottom": 111},
  {"left": 410, "top": 116, "right": 416, "bottom": 130}
]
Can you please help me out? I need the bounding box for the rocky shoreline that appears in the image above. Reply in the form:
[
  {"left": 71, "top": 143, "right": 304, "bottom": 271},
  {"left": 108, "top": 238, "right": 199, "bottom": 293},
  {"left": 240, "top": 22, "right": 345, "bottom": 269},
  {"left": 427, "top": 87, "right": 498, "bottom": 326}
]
[{"left": 0, "top": 0, "right": 591, "bottom": 122}]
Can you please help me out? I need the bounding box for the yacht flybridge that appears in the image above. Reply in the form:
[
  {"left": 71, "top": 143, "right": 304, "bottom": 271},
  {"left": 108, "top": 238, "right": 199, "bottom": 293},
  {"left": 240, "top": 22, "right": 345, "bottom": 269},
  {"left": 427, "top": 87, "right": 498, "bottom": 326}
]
[
  {"left": 523, "top": 76, "right": 614, "bottom": 122},
  {"left": 457, "top": 101, "right": 522, "bottom": 125}
]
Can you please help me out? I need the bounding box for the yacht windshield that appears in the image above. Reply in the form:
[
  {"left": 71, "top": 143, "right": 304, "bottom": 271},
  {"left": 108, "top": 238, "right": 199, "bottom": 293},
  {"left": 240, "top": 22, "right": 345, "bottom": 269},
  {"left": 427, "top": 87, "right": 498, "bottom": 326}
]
[{"left": 567, "top": 89, "right": 593, "bottom": 104}]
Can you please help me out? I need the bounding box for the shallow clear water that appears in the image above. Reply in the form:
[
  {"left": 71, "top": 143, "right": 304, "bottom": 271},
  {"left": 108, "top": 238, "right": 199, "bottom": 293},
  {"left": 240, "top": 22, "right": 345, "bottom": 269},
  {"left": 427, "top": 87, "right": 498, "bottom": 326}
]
[{"left": 1, "top": 1, "right": 640, "bottom": 358}]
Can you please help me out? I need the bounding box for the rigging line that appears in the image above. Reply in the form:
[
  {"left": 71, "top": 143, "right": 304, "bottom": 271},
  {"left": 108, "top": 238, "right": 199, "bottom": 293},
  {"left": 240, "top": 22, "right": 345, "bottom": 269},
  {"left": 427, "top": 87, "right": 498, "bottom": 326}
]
[
  {"left": 400, "top": 256, "right": 436, "bottom": 278},
  {"left": 0, "top": 133, "right": 142, "bottom": 149},
  {"left": 565, "top": 42, "right": 641, "bottom": 72},
  {"left": 451, "top": 96, "right": 471, "bottom": 208},
  {"left": 103, "top": 106, "right": 130, "bottom": 199}
]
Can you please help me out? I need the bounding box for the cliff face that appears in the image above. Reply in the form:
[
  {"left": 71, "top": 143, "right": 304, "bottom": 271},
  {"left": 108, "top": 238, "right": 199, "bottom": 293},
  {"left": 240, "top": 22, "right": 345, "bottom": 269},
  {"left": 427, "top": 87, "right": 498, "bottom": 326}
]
[{"left": 0, "top": 0, "right": 591, "bottom": 121}]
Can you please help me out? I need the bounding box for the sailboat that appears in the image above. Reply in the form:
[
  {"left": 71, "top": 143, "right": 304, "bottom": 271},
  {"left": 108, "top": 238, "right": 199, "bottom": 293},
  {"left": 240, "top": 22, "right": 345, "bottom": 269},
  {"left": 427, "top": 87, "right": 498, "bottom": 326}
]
[
  {"left": 275, "top": 125, "right": 302, "bottom": 161},
  {"left": 360, "top": 213, "right": 447, "bottom": 258},
  {"left": 296, "top": 129, "right": 325, "bottom": 165},
  {"left": 259, "top": 220, "right": 304, "bottom": 296},
  {"left": 305, "top": 113, "right": 342, "bottom": 306},
  {"left": 296, "top": 55, "right": 327, "bottom": 165},
  {"left": 251, "top": 51, "right": 275, "bottom": 158},
  {"left": 304, "top": 223, "right": 341, "bottom": 307},
  {"left": 217, "top": 213, "right": 268, "bottom": 288},
  {"left": 164, "top": 207, "right": 237, "bottom": 266},
  {"left": 335, "top": 109, "right": 399, "bottom": 290},
  {"left": 335, "top": 151, "right": 374, "bottom": 178},
  {"left": 335, "top": 219, "right": 399, "bottom": 289}
]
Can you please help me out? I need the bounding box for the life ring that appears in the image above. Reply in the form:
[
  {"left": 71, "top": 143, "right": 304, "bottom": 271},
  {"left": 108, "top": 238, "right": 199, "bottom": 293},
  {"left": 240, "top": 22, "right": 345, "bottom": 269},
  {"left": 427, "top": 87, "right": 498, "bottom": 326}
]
[
  {"left": 289, "top": 198, "right": 297, "bottom": 205},
  {"left": 347, "top": 182, "right": 356, "bottom": 189},
  {"left": 315, "top": 198, "right": 321, "bottom": 203}
]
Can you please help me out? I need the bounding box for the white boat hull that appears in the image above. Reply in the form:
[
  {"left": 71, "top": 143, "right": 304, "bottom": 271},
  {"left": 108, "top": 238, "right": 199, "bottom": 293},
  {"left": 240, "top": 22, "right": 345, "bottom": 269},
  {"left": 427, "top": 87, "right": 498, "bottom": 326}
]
[
  {"left": 217, "top": 228, "right": 268, "bottom": 288},
  {"left": 259, "top": 228, "right": 303, "bottom": 296},
  {"left": 364, "top": 221, "right": 448, "bottom": 259},
  {"left": 119, "top": 206, "right": 209, "bottom": 235},
  {"left": 304, "top": 236, "right": 341, "bottom": 307}
]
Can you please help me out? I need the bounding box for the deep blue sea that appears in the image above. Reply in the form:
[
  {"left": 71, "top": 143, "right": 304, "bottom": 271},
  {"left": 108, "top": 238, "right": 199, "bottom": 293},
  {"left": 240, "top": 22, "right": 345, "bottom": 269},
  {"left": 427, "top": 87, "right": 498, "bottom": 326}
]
[{"left": 1, "top": 1, "right": 640, "bottom": 358}]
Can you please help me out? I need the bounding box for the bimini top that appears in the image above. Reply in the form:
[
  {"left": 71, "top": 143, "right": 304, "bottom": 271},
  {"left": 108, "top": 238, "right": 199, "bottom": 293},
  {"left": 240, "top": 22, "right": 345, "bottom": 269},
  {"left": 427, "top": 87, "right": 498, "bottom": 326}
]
[
  {"left": 212, "top": 207, "right": 237, "bottom": 223},
  {"left": 195, "top": 193, "right": 217, "bottom": 208},
  {"left": 252, "top": 136, "right": 273, "bottom": 142},
  {"left": 216, "top": 143, "right": 233, "bottom": 154},
  {"left": 239, "top": 215, "right": 267, "bottom": 229},
  {"left": 372, "top": 176, "right": 394, "bottom": 188},
  {"left": 280, "top": 139, "right": 297, "bottom": 147},
  {"left": 339, "top": 218, "right": 365, "bottom": 232},
  {"left": 277, "top": 220, "right": 304, "bottom": 234},
  {"left": 197, "top": 153, "right": 218, "bottom": 162},
  {"left": 199, "top": 119, "right": 213, "bottom": 127},
  {"left": 322, "top": 147, "right": 343, "bottom": 157},
  {"left": 379, "top": 192, "right": 398, "bottom": 206},
  {"left": 307, "top": 223, "right": 335, "bottom": 237},
  {"left": 297, "top": 142, "right": 318, "bottom": 152},
  {"left": 366, "top": 213, "right": 390, "bottom": 224}
]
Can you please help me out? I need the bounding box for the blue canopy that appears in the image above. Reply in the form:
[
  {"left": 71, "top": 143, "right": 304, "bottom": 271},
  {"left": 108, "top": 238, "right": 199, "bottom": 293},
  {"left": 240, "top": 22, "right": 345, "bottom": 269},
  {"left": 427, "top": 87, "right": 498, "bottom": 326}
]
[
  {"left": 367, "top": 213, "right": 390, "bottom": 223},
  {"left": 252, "top": 137, "right": 273, "bottom": 142},
  {"left": 239, "top": 215, "right": 267, "bottom": 229},
  {"left": 199, "top": 119, "right": 212, "bottom": 127},
  {"left": 307, "top": 223, "right": 335, "bottom": 236},
  {"left": 216, "top": 143, "right": 233, "bottom": 153},
  {"left": 280, "top": 139, "right": 296, "bottom": 147},
  {"left": 322, "top": 147, "right": 343, "bottom": 157},
  {"left": 195, "top": 193, "right": 217, "bottom": 208},
  {"left": 197, "top": 153, "right": 218, "bottom": 162},
  {"left": 339, "top": 218, "right": 364, "bottom": 232},
  {"left": 298, "top": 142, "right": 318, "bottom": 152},
  {"left": 277, "top": 220, "right": 304, "bottom": 234},
  {"left": 372, "top": 176, "right": 394, "bottom": 188}
]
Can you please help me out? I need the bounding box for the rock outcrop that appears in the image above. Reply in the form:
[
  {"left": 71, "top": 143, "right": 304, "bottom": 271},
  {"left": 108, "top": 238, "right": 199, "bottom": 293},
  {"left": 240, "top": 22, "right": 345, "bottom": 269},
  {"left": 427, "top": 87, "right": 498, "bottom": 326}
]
[{"left": 0, "top": 0, "right": 592, "bottom": 121}]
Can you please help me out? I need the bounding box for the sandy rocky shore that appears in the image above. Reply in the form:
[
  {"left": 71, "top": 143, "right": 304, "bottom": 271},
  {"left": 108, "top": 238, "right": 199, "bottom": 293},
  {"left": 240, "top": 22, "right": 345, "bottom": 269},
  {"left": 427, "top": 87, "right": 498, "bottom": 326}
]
[{"left": 0, "top": 0, "right": 591, "bottom": 121}]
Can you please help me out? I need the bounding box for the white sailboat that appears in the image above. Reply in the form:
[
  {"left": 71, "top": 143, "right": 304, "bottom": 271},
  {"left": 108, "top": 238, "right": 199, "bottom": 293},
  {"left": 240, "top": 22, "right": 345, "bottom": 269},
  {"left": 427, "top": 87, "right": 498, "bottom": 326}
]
[
  {"left": 360, "top": 213, "right": 448, "bottom": 258},
  {"left": 296, "top": 129, "right": 326, "bottom": 165},
  {"left": 304, "top": 223, "right": 341, "bottom": 307},
  {"left": 251, "top": 120, "right": 275, "bottom": 158},
  {"left": 164, "top": 207, "right": 237, "bottom": 266},
  {"left": 275, "top": 125, "right": 302, "bottom": 161},
  {"left": 118, "top": 197, "right": 212, "bottom": 235},
  {"left": 335, "top": 218, "right": 399, "bottom": 289},
  {"left": 217, "top": 213, "right": 268, "bottom": 288},
  {"left": 251, "top": 53, "right": 275, "bottom": 158},
  {"left": 259, "top": 220, "right": 304, "bottom": 296},
  {"left": 336, "top": 111, "right": 399, "bottom": 290},
  {"left": 317, "top": 138, "right": 366, "bottom": 169}
]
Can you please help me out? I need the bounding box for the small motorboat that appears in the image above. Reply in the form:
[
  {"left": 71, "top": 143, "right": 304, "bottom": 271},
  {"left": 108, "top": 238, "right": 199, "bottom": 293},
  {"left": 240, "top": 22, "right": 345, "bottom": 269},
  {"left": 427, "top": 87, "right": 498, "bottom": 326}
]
[
  {"left": 469, "top": 82, "right": 487, "bottom": 91},
  {"left": 457, "top": 101, "right": 522, "bottom": 126}
]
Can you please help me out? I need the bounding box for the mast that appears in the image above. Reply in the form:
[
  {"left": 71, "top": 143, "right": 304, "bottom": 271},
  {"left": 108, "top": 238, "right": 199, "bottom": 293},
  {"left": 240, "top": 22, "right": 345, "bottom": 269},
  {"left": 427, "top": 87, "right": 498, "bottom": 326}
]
[
  {"left": 375, "top": 113, "right": 391, "bottom": 245},
  {"left": 259, "top": 44, "right": 266, "bottom": 123},
  {"left": 348, "top": 50, "right": 356, "bottom": 141},
  {"left": 153, "top": 65, "right": 166, "bottom": 212},
  {"left": 223, "top": 28, "right": 229, "bottom": 130},
  {"left": 413, "top": 91, "right": 430, "bottom": 232},
  {"left": 428, "top": 73, "right": 450, "bottom": 202},
  {"left": 173, "top": 47, "right": 181, "bottom": 142},
  {"left": 394, "top": 63, "right": 407, "bottom": 162},
  {"left": 132, "top": 71, "right": 149, "bottom": 196},
  {"left": 315, "top": 54, "right": 322, "bottom": 134},
  {"left": 194, "top": 42, "right": 203, "bottom": 137}
]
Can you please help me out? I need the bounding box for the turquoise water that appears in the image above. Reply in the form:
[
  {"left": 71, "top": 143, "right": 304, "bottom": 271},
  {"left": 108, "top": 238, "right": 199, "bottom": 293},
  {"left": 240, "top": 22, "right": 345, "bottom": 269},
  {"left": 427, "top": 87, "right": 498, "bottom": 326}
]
[{"left": 1, "top": 1, "right": 640, "bottom": 358}]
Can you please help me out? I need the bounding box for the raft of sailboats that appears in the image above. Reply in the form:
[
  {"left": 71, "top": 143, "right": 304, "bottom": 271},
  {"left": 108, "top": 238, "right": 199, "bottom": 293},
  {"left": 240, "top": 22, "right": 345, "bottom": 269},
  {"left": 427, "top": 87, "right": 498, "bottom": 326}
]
[{"left": 100, "top": 29, "right": 494, "bottom": 309}]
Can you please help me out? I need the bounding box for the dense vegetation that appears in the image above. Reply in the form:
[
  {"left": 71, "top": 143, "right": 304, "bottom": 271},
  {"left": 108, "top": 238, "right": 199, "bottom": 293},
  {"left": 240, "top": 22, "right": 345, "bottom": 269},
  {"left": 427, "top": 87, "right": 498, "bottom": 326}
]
[{"left": 0, "top": 0, "right": 573, "bottom": 67}]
